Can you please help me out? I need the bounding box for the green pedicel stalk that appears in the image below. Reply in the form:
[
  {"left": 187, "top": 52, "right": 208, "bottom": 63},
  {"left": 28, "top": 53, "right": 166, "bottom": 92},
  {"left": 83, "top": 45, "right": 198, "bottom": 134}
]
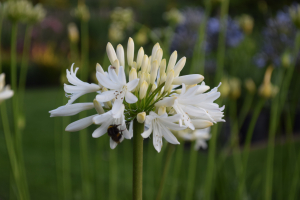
[{"left": 132, "top": 118, "right": 144, "bottom": 200}]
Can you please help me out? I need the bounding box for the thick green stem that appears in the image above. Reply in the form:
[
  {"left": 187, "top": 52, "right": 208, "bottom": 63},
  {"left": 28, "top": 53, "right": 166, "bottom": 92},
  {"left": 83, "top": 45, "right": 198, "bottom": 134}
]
[
  {"left": 0, "top": 14, "right": 3, "bottom": 73},
  {"left": 156, "top": 144, "right": 175, "bottom": 200},
  {"left": 19, "top": 25, "right": 33, "bottom": 113},
  {"left": 132, "top": 119, "right": 144, "bottom": 200},
  {"left": 238, "top": 98, "right": 265, "bottom": 198},
  {"left": 169, "top": 142, "right": 184, "bottom": 200},
  {"left": 189, "top": 0, "right": 212, "bottom": 75},
  {"left": 184, "top": 142, "right": 198, "bottom": 200}
]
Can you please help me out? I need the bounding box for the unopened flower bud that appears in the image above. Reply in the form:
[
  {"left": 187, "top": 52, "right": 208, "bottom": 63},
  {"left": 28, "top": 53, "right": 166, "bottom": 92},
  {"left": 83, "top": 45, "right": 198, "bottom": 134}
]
[
  {"left": 141, "top": 55, "right": 149, "bottom": 73},
  {"left": 137, "top": 112, "right": 146, "bottom": 123},
  {"left": 129, "top": 68, "right": 137, "bottom": 82},
  {"left": 290, "top": 4, "right": 300, "bottom": 29},
  {"left": 116, "top": 44, "right": 125, "bottom": 67},
  {"left": 93, "top": 99, "right": 105, "bottom": 114},
  {"left": 137, "top": 47, "right": 144, "bottom": 70},
  {"left": 127, "top": 37, "right": 134, "bottom": 66},
  {"left": 172, "top": 74, "right": 204, "bottom": 85},
  {"left": 139, "top": 81, "right": 148, "bottom": 99},
  {"left": 150, "top": 60, "right": 159, "bottom": 84},
  {"left": 259, "top": 66, "right": 277, "bottom": 98},
  {"left": 112, "top": 59, "right": 120, "bottom": 75},
  {"left": 164, "top": 70, "right": 174, "bottom": 93},
  {"left": 96, "top": 63, "right": 105, "bottom": 75},
  {"left": 68, "top": 23, "right": 79, "bottom": 43},
  {"left": 106, "top": 42, "right": 117, "bottom": 65},
  {"left": 238, "top": 14, "right": 254, "bottom": 35},
  {"left": 151, "top": 84, "right": 157, "bottom": 92},
  {"left": 155, "top": 48, "right": 163, "bottom": 67},
  {"left": 151, "top": 43, "right": 160, "bottom": 60},
  {"left": 174, "top": 57, "right": 186, "bottom": 77},
  {"left": 281, "top": 52, "right": 292, "bottom": 68},
  {"left": 132, "top": 62, "right": 137, "bottom": 70},
  {"left": 219, "top": 78, "right": 230, "bottom": 98},
  {"left": 244, "top": 78, "right": 256, "bottom": 94},
  {"left": 167, "top": 51, "right": 177, "bottom": 73},
  {"left": 146, "top": 73, "right": 150, "bottom": 84},
  {"left": 229, "top": 77, "right": 241, "bottom": 100},
  {"left": 160, "top": 59, "right": 166, "bottom": 77},
  {"left": 158, "top": 106, "right": 166, "bottom": 116},
  {"left": 159, "top": 72, "right": 167, "bottom": 86}
]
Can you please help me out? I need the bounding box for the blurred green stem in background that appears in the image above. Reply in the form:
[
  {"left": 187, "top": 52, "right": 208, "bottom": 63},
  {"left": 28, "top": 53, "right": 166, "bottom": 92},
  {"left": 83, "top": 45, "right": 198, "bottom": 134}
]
[
  {"left": 238, "top": 98, "right": 265, "bottom": 198},
  {"left": 19, "top": 25, "right": 33, "bottom": 115},
  {"left": 156, "top": 144, "right": 175, "bottom": 200},
  {"left": 169, "top": 141, "right": 184, "bottom": 200},
  {"left": 0, "top": 11, "right": 3, "bottom": 73},
  {"left": 184, "top": 142, "right": 198, "bottom": 200},
  {"left": 109, "top": 147, "right": 118, "bottom": 200},
  {"left": 10, "top": 21, "right": 30, "bottom": 200},
  {"left": 189, "top": 0, "right": 212, "bottom": 75},
  {"left": 238, "top": 92, "right": 254, "bottom": 130},
  {"left": 215, "top": 0, "right": 230, "bottom": 84},
  {"left": 265, "top": 31, "right": 300, "bottom": 200},
  {"left": 132, "top": 119, "right": 144, "bottom": 200}
]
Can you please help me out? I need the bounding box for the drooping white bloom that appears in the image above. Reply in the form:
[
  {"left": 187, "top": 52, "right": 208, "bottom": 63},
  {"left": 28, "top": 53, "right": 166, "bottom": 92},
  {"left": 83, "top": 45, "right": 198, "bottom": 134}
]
[
  {"left": 96, "top": 65, "right": 139, "bottom": 117},
  {"left": 93, "top": 104, "right": 132, "bottom": 149},
  {"left": 64, "top": 64, "right": 101, "bottom": 105},
  {"left": 141, "top": 111, "right": 186, "bottom": 152},
  {"left": 0, "top": 73, "right": 14, "bottom": 103},
  {"left": 155, "top": 83, "right": 225, "bottom": 130},
  {"left": 49, "top": 103, "right": 94, "bottom": 117},
  {"left": 178, "top": 127, "right": 211, "bottom": 150}
]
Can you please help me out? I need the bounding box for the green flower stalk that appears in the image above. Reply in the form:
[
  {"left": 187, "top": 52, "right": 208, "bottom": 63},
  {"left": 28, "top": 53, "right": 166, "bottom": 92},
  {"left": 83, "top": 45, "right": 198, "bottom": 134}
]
[{"left": 49, "top": 37, "right": 225, "bottom": 199}]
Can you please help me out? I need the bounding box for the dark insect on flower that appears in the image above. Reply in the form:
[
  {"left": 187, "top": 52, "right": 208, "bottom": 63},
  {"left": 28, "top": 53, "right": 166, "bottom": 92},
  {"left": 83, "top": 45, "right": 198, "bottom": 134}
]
[{"left": 107, "top": 124, "right": 124, "bottom": 143}]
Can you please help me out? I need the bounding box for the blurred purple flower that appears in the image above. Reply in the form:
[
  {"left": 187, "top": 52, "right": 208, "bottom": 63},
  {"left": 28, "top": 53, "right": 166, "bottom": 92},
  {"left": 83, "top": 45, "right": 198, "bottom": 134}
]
[
  {"left": 170, "top": 7, "right": 244, "bottom": 57},
  {"left": 41, "top": 16, "right": 63, "bottom": 34}
]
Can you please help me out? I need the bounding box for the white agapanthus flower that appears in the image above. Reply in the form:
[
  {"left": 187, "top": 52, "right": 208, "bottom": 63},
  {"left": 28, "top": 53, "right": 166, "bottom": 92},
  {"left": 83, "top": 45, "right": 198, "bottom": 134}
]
[
  {"left": 49, "top": 37, "right": 224, "bottom": 151},
  {"left": 65, "top": 64, "right": 101, "bottom": 105},
  {"left": 0, "top": 73, "right": 14, "bottom": 103},
  {"left": 96, "top": 65, "right": 139, "bottom": 117},
  {"left": 141, "top": 111, "right": 186, "bottom": 152},
  {"left": 178, "top": 127, "right": 211, "bottom": 150}
]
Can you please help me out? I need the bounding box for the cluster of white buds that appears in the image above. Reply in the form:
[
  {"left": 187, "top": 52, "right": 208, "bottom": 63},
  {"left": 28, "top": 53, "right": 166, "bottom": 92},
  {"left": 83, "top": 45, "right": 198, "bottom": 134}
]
[
  {"left": 0, "top": 73, "right": 14, "bottom": 104},
  {"left": 49, "top": 37, "right": 225, "bottom": 152},
  {"left": 3, "top": 0, "right": 45, "bottom": 24},
  {"left": 72, "top": 3, "right": 90, "bottom": 22}
]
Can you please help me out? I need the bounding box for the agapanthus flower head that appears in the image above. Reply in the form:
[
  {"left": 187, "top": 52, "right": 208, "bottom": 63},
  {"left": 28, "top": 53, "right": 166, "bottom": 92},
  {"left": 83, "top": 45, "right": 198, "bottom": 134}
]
[
  {"left": 3, "top": 0, "right": 33, "bottom": 22},
  {"left": 72, "top": 3, "right": 90, "bottom": 21},
  {"left": 289, "top": 3, "right": 300, "bottom": 29},
  {"left": 0, "top": 73, "right": 14, "bottom": 104},
  {"left": 26, "top": 3, "right": 46, "bottom": 24},
  {"left": 163, "top": 8, "right": 185, "bottom": 26},
  {"left": 50, "top": 37, "right": 224, "bottom": 151},
  {"left": 255, "top": 8, "right": 298, "bottom": 68}
]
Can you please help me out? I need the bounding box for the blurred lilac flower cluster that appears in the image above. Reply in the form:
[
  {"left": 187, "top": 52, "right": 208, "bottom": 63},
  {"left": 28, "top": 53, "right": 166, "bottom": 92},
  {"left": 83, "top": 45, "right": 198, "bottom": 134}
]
[
  {"left": 255, "top": 9, "right": 298, "bottom": 67},
  {"left": 170, "top": 7, "right": 244, "bottom": 57}
]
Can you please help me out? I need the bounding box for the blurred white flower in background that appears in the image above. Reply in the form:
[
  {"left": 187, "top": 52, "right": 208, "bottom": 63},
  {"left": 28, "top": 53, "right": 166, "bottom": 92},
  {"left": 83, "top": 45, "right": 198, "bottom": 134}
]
[{"left": 0, "top": 74, "right": 14, "bottom": 104}]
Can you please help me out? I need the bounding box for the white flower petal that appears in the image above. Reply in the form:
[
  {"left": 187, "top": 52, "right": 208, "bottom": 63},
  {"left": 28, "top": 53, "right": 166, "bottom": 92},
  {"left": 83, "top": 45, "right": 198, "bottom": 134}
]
[
  {"left": 153, "top": 122, "right": 162, "bottom": 152},
  {"left": 172, "top": 74, "right": 204, "bottom": 85},
  {"left": 92, "top": 121, "right": 110, "bottom": 138},
  {"left": 110, "top": 138, "right": 118, "bottom": 149},
  {"left": 125, "top": 91, "right": 138, "bottom": 103},
  {"left": 112, "top": 100, "right": 124, "bottom": 118},
  {"left": 158, "top": 123, "right": 180, "bottom": 144},
  {"left": 108, "top": 66, "right": 121, "bottom": 85},
  {"left": 141, "top": 122, "right": 152, "bottom": 138},
  {"left": 93, "top": 112, "right": 113, "bottom": 124},
  {"left": 0, "top": 88, "right": 14, "bottom": 100},
  {"left": 49, "top": 103, "right": 94, "bottom": 117},
  {"left": 118, "top": 66, "right": 126, "bottom": 85},
  {"left": 65, "top": 114, "right": 97, "bottom": 132},
  {"left": 155, "top": 97, "right": 176, "bottom": 107},
  {"left": 96, "top": 72, "right": 120, "bottom": 90},
  {"left": 96, "top": 91, "right": 115, "bottom": 102},
  {"left": 126, "top": 79, "right": 139, "bottom": 91},
  {"left": 191, "top": 119, "right": 213, "bottom": 129}
]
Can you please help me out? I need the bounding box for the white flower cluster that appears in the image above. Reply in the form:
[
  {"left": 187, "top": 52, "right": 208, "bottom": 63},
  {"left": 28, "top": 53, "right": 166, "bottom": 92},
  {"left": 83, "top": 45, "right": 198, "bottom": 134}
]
[
  {"left": 0, "top": 73, "right": 14, "bottom": 104},
  {"left": 49, "top": 38, "right": 225, "bottom": 152}
]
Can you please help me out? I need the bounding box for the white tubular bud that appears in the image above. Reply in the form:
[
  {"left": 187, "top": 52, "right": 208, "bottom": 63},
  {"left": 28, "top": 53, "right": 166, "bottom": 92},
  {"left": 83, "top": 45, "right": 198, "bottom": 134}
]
[
  {"left": 141, "top": 55, "right": 149, "bottom": 73},
  {"left": 147, "top": 56, "right": 152, "bottom": 73},
  {"left": 139, "top": 81, "right": 148, "bottom": 99},
  {"left": 137, "top": 112, "right": 146, "bottom": 123},
  {"left": 151, "top": 84, "right": 157, "bottom": 92},
  {"left": 191, "top": 119, "right": 213, "bottom": 129},
  {"left": 146, "top": 73, "right": 150, "bottom": 84},
  {"left": 186, "top": 84, "right": 197, "bottom": 90},
  {"left": 172, "top": 74, "right": 204, "bottom": 85},
  {"left": 132, "top": 61, "right": 137, "bottom": 69},
  {"left": 167, "top": 51, "right": 177, "bottom": 73},
  {"left": 139, "top": 72, "right": 146, "bottom": 87},
  {"left": 106, "top": 42, "right": 117, "bottom": 65},
  {"left": 160, "top": 59, "right": 166, "bottom": 77},
  {"left": 155, "top": 48, "right": 163, "bottom": 67},
  {"left": 151, "top": 43, "right": 160, "bottom": 60},
  {"left": 137, "top": 47, "right": 144, "bottom": 70},
  {"left": 150, "top": 60, "right": 159, "bottom": 84},
  {"left": 112, "top": 59, "right": 120, "bottom": 75},
  {"left": 164, "top": 70, "right": 174, "bottom": 93},
  {"left": 93, "top": 99, "right": 105, "bottom": 114},
  {"left": 116, "top": 44, "right": 125, "bottom": 67},
  {"left": 159, "top": 72, "right": 167, "bottom": 86},
  {"left": 174, "top": 57, "right": 186, "bottom": 77},
  {"left": 129, "top": 68, "right": 137, "bottom": 82},
  {"left": 158, "top": 106, "right": 166, "bottom": 116},
  {"left": 96, "top": 63, "right": 105, "bottom": 75},
  {"left": 127, "top": 37, "right": 134, "bottom": 67}
]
